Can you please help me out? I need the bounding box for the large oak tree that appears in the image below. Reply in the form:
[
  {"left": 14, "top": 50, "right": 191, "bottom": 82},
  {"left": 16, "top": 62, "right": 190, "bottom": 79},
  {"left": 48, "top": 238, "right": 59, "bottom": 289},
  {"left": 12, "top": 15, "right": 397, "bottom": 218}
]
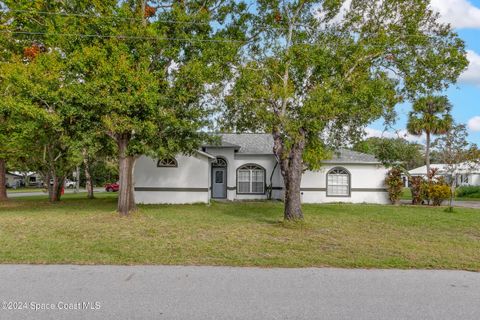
[
  {"left": 68, "top": 0, "right": 247, "bottom": 215},
  {"left": 1, "top": 0, "right": 247, "bottom": 214},
  {"left": 221, "top": 0, "right": 468, "bottom": 221}
]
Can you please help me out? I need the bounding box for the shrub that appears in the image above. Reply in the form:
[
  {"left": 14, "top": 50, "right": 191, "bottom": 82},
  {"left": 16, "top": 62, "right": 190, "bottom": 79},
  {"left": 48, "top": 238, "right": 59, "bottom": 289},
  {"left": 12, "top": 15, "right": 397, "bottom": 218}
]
[
  {"left": 385, "top": 168, "right": 404, "bottom": 205},
  {"left": 428, "top": 183, "right": 451, "bottom": 206},
  {"left": 456, "top": 186, "right": 480, "bottom": 198},
  {"left": 409, "top": 176, "right": 426, "bottom": 205}
]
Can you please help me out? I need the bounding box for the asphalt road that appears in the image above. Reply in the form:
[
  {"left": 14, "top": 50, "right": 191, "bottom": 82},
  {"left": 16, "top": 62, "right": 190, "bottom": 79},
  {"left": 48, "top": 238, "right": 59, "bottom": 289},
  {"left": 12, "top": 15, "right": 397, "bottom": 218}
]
[
  {"left": 0, "top": 265, "right": 479, "bottom": 320},
  {"left": 7, "top": 188, "right": 105, "bottom": 198}
]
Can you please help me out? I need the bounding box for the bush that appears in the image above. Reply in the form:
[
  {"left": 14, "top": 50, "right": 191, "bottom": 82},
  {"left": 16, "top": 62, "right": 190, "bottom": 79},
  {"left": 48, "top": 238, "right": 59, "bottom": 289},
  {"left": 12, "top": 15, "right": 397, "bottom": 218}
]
[
  {"left": 385, "top": 168, "right": 404, "bottom": 205},
  {"left": 409, "top": 176, "right": 426, "bottom": 205},
  {"left": 428, "top": 183, "right": 451, "bottom": 206},
  {"left": 407, "top": 169, "right": 451, "bottom": 206},
  {"left": 456, "top": 186, "right": 480, "bottom": 198}
]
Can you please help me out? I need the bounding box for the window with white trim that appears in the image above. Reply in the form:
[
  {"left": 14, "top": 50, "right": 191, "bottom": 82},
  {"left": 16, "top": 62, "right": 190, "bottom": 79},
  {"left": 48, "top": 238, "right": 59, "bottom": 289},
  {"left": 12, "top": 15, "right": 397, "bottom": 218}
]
[
  {"left": 237, "top": 164, "right": 265, "bottom": 194},
  {"left": 327, "top": 168, "right": 350, "bottom": 197}
]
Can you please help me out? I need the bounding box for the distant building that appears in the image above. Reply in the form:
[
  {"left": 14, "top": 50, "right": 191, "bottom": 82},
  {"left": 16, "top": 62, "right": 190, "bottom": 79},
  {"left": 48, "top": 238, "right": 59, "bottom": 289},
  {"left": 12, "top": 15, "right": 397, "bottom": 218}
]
[{"left": 406, "top": 164, "right": 480, "bottom": 187}]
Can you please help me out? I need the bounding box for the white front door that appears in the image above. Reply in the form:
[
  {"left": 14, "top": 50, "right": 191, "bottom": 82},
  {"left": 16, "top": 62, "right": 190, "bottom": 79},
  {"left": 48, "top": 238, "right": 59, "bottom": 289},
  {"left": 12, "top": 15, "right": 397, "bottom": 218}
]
[{"left": 212, "top": 167, "right": 227, "bottom": 198}]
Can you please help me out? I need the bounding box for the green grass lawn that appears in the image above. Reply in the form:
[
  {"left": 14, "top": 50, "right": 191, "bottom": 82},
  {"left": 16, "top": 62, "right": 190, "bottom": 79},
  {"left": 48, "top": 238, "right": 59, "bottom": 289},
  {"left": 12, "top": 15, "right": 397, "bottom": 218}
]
[{"left": 1, "top": 194, "right": 480, "bottom": 270}]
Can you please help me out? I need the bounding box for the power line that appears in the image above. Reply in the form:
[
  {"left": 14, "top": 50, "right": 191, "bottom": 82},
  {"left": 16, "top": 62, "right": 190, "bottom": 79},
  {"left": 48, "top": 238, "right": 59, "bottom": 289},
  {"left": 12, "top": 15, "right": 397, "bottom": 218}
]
[
  {"left": 0, "top": 30, "right": 248, "bottom": 44},
  {"left": 0, "top": 8, "right": 447, "bottom": 38},
  {"left": 0, "top": 8, "right": 212, "bottom": 26},
  {"left": 0, "top": 30, "right": 439, "bottom": 49},
  {"left": 0, "top": 8, "right": 298, "bottom": 32}
]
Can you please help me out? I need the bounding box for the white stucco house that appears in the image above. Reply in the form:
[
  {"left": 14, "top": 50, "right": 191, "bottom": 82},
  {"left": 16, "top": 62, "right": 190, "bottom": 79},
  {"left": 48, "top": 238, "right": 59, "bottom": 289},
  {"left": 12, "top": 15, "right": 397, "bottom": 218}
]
[
  {"left": 407, "top": 164, "right": 480, "bottom": 187},
  {"left": 5, "top": 172, "right": 23, "bottom": 188},
  {"left": 134, "top": 134, "right": 389, "bottom": 204}
]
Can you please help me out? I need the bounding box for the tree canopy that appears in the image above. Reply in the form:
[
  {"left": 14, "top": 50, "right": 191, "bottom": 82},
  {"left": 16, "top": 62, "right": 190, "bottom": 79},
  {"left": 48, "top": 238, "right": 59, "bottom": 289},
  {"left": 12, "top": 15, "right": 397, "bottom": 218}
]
[
  {"left": 221, "top": 0, "right": 468, "bottom": 220},
  {"left": 0, "top": 0, "right": 249, "bottom": 213},
  {"left": 353, "top": 137, "right": 424, "bottom": 170}
]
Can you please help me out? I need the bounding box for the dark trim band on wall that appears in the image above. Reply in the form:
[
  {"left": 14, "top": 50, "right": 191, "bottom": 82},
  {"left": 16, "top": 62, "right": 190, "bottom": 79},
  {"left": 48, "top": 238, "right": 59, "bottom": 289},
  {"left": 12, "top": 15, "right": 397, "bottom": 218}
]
[
  {"left": 300, "top": 188, "right": 326, "bottom": 192},
  {"left": 298, "top": 188, "right": 388, "bottom": 192},
  {"left": 351, "top": 188, "right": 388, "bottom": 192},
  {"left": 135, "top": 187, "right": 388, "bottom": 193},
  {"left": 135, "top": 187, "right": 209, "bottom": 192}
]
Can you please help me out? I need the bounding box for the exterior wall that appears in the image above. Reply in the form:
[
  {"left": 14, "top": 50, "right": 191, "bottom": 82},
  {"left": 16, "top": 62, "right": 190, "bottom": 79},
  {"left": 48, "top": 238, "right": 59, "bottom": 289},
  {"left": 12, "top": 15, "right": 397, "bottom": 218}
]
[
  {"left": 203, "top": 147, "right": 237, "bottom": 200},
  {"left": 231, "top": 154, "right": 282, "bottom": 201},
  {"left": 5, "top": 174, "right": 23, "bottom": 188},
  {"left": 200, "top": 149, "right": 284, "bottom": 201},
  {"left": 134, "top": 154, "right": 210, "bottom": 204},
  {"left": 300, "top": 164, "right": 389, "bottom": 204},
  {"left": 134, "top": 151, "right": 389, "bottom": 205},
  {"left": 469, "top": 174, "right": 480, "bottom": 186}
]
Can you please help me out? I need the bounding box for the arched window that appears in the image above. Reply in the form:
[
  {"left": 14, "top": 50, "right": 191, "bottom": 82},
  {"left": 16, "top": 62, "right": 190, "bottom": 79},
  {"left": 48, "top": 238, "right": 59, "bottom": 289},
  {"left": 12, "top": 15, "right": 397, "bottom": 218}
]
[
  {"left": 327, "top": 167, "right": 350, "bottom": 197},
  {"left": 213, "top": 157, "right": 227, "bottom": 167},
  {"left": 157, "top": 158, "right": 178, "bottom": 168},
  {"left": 237, "top": 164, "right": 265, "bottom": 194}
]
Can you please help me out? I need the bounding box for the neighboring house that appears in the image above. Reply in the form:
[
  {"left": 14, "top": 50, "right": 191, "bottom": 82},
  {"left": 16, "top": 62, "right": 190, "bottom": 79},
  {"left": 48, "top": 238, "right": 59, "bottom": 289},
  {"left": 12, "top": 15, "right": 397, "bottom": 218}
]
[
  {"left": 134, "top": 134, "right": 389, "bottom": 205},
  {"left": 9, "top": 171, "right": 44, "bottom": 187},
  {"left": 407, "top": 164, "right": 480, "bottom": 187},
  {"left": 5, "top": 172, "right": 23, "bottom": 188}
]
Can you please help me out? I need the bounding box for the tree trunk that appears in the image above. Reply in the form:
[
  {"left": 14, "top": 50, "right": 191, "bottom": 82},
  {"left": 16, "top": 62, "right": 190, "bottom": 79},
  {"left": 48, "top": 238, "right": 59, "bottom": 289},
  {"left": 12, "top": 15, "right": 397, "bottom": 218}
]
[
  {"left": 449, "top": 178, "right": 455, "bottom": 212},
  {"left": 49, "top": 175, "right": 62, "bottom": 202},
  {"left": 273, "top": 130, "right": 305, "bottom": 221},
  {"left": 84, "top": 158, "right": 94, "bottom": 199},
  {"left": 0, "top": 158, "right": 7, "bottom": 201},
  {"left": 283, "top": 159, "right": 304, "bottom": 221},
  {"left": 55, "top": 176, "right": 65, "bottom": 201},
  {"left": 117, "top": 136, "right": 136, "bottom": 216},
  {"left": 425, "top": 132, "right": 431, "bottom": 176}
]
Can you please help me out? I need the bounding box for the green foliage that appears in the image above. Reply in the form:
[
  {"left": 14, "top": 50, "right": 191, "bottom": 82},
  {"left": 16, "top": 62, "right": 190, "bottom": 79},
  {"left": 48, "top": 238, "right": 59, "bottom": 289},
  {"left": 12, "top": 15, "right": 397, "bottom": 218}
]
[
  {"left": 0, "top": 0, "right": 249, "bottom": 209},
  {"left": 385, "top": 168, "right": 404, "bottom": 205},
  {"left": 353, "top": 137, "right": 423, "bottom": 169},
  {"left": 0, "top": 52, "right": 82, "bottom": 187},
  {"left": 456, "top": 186, "right": 480, "bottom": 199},
  {"left": 407, "top": 96, "right": 453, "bottom": 137},
  {"left": 79, "top": 159, "right": 118, "bottom": 187},
  {"left": 222, "top": 0, "right": 467, "bottom": 170}
]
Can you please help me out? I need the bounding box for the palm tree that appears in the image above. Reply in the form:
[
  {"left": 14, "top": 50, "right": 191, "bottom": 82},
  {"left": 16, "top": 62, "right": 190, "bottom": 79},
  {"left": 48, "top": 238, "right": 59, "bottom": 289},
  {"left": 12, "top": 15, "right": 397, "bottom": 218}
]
[{"left": 407, "top": 96, "right": 453, "bottom": 176}]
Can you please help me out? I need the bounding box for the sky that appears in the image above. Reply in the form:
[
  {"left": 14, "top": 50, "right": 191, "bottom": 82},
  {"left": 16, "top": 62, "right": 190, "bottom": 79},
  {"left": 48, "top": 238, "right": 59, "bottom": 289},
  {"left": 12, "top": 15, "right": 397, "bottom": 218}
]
[{"left": 368, "top": 0, "right": 480, "bottom": 145}]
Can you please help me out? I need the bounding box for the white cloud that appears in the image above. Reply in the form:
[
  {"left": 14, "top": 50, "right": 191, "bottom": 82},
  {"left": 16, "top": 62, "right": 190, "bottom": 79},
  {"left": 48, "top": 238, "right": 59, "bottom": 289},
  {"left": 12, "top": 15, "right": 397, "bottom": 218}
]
[
  {"left": 430, "top": 0, "right": 480, "bottom": 29},
  {"left": 365, "top": 128, "right": 425, "bottom": 143},
  {"left": 468, "top": 116, "right": 480, "bottom": 131},
  {"left": 317, "top": 0, "right": 480, "bottom": 29},
  {"left": 459, "top": 50, "right": 480, "bottom": 86}
]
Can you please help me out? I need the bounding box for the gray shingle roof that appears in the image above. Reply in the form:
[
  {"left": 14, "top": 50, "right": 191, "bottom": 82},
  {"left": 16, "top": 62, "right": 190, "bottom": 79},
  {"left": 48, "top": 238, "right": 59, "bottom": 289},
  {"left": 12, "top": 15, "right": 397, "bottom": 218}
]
[
  {"left": 220, "top": 133, "right": 274, "bottom": 154},
  {"left": 204, "top": 133, "right": 380, "bottom": 164}
]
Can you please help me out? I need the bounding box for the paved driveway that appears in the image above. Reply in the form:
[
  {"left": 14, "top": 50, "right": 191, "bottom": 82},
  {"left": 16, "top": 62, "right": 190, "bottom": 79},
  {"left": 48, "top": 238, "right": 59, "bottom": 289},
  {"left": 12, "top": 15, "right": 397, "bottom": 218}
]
[
  {"left": 401, "top": 200, "right": 480, "bottom": 209},
  {"left": 452, "top": 201, "right": 480, "bottom": 209},
  {"left": 0, "top": 265, "right": 479, "bottom": 320}
]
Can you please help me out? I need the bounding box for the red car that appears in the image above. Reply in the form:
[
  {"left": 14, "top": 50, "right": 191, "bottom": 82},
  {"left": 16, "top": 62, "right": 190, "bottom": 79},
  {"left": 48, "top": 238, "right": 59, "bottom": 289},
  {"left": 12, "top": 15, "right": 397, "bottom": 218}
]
[{"left": 105, "top": 182, "right": 120, "bottom": 192}]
